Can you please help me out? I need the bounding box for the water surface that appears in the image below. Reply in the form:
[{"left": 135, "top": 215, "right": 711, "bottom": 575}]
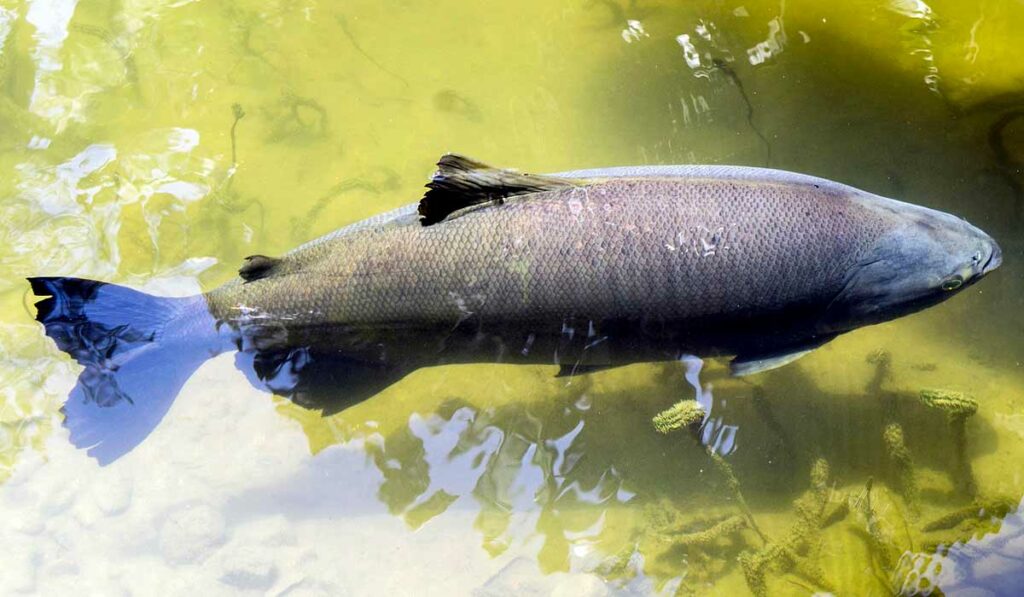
[{"left": 1, "top": 0, "right": 1023, "bottom": 595}]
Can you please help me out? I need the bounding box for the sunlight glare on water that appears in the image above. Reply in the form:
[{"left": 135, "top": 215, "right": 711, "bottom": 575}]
[{"left": 1, "top": 0, "right": 1024, "bottom": 595}]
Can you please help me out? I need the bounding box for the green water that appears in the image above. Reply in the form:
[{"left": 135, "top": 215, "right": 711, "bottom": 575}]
[{"left": 2, "top": 0, "right": 1024, "bottom": 594}]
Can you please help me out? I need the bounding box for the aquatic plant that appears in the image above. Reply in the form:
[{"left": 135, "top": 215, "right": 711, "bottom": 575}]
[
  {"left": 865, "top": 349, "right": 892, "bottom": 396},
  {"left": 230, "top": 103, "right": 246, "bottom": 167},
  {"left": 650, "top": 397, "right": 783, "bottom": 589},
  {"left": 918, "top": 389, "right": 978, "bottom": 419},
  {"left": 738, "top": 547, "right": 773, "bottom": 597},
  {"left": 672, "top": 513, "right": 754, "bottom": 591},
  {"left": 709, "top": 451, "right": 767, "bottom": 542},
  {"left": 883, "top": 423, "right": 920, "bottom": 515},
  {"left": 860, "top": 348, "right": 892, "bottom": 409},
  {"left": 738, "top": 518, "right": 832, "bottom": 597},
  {"left": 264, "top": 92, "right": 330, "bottom": 144},
  {"left": 922, "top": 498, "right": 1016, "bottom": 532},
  {"left": 195, "top": 104, "right": 267, "bottom": 258},
  {"left": 626, "top": 500, "right": 755, "bottom": 590},
  {"left": 809, "top": 458, "right": 829, "bottom": 497},
  {"left": 919, "top": 389, "right": 979, "bottom": 497},
  {"left": 675, "top": 515, "right": 747, "bottom": 547},
  {"left": 738, "top": 458, "right": 843, "bottom": 596},
  {"left": 651, "top": 399, "right": 705, "bottom": 434},
  {"left": 641, "top": 497, "right": 687, "bottom": 537},
  {"left": 855, "top": 478, "right": 901, "bottom": 572},
  {"left": 596, "top": 544, "right": 638, "bottom": 579},
  {"left": 651, "top": 398, "right": 768, "bottom": 542},
  {"left": 821, "top": 499, "right": 850, "bottom": 528},
  {"left": 750, "top": 387, "right": 796, "bottom": 474}
]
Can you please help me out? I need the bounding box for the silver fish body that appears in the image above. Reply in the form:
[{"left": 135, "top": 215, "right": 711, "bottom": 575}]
[
  {"left": 205, "top": 164, "right": 999, "bottom": 371},
  {"left": 29, "top": 157, "right": 1002, "bottom": 463}
]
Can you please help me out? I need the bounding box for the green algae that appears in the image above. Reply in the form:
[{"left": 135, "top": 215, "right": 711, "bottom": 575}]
[
  {"left": 856, "top": 477, "right": 902, "bottom": 573},
  {"left": 647, "top": 359, "right": 1010, "bottom": 594},
  {"left": 922, "top": 498, "right": 1016, "bottom": 533},
  {"left": 737, "top": 458, "right": 844, "bottom": 596},
  {"left": 710, "top": 451, "right": 768, "bottom": 543},
  {"left": 919, "top": 389, "right": 980, "bottom": 497},
  {"left": 652, "top": 399, "right": 705, "bottom": 434},
  {"left": 652, "top": 398, "right": 766, "bottom": 542},
  {"left": 634, "top": 502, "right": 756, "bottom": 592},
  {"left": 675, "top": 514, "right": 747, "bottom": 546},
  {"left": 883, "top": 423, "right": 920, "bottom": 516},
  {"left": 919, "top": 389, "right": 979, "bottom": 419}
]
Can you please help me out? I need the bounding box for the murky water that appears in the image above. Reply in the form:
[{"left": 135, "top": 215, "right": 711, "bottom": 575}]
[{"left": 2, "top": 0, "right": 1023, "bottom": 595}]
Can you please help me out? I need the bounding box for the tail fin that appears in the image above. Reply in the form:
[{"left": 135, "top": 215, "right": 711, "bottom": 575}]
[{"left": 28, "top": 277, "right": 214, "bottom": 464}]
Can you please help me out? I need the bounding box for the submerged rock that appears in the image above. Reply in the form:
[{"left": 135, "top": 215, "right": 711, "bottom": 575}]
[
  {"left": 474, "top": 558, "right": 609, "bottom": 597},
  {"left": 158, "top": 503, "right": 226, "bottom": 565},
  {"left": 217, "top": 544, "right": 277, "bottom": 590},
  {"left": 90, "top": 469, "right": 133, "bottom": 516},
  {"left": 277, "top": 578, "right": 351, "bottom": 597},
  {"left": 474, "top": 558, "right": 551, "bottom": 596},
  {"left": 552, "top": 575, "right": 608, "bottom": 597}
]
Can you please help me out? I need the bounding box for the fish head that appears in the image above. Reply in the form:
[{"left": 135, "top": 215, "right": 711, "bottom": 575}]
[{"left": 819, "top": 198, "right": 1001, "bottom": 333}]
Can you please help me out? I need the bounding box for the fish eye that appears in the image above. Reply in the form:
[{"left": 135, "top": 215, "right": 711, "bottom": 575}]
[
  {"left": 971, "top": 251, "right": 982, "bottom": 264},
  {"left": 941, "top": 275, "right": 964, "bottom": 291}
]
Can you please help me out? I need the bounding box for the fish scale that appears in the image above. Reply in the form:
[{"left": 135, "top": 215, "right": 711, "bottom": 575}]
[{"left": 205, "top": 177, "right": 885, "bottom": 329}]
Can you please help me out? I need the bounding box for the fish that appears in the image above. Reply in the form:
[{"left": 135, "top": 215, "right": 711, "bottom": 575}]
[{"left": 29, "top": 153, "right": 1002, "bottom": 463}]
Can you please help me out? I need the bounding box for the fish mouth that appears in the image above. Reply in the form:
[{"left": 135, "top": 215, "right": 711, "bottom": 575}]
[{"left": 982, "top": 240, "right": 1002, "bottom": 275}]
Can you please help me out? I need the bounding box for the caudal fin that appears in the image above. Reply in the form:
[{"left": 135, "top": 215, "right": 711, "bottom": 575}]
[{"left": 29, "top": 277, "right": 213, "bottom": 464}]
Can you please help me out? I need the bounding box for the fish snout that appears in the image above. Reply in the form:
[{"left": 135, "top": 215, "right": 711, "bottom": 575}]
[{"left": 981, "top": 239, "right": 1002, "bottom": 275}]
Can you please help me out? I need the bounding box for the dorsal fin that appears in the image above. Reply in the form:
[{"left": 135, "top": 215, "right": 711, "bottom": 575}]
[
  {"left": 239, "top": 255, "right": 282, "bottom": 282},
  {"left": 418, "top": 153, "right": 581, "bottom": 226}
]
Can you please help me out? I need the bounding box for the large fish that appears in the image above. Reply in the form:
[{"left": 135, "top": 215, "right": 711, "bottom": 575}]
[{"left": 30, "top": 154, "right": 1002, "bottom": 463}]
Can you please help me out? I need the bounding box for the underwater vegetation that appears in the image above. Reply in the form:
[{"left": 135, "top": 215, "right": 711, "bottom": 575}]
[
  {"left": 920, "top": 389, "right": 980, "bottom": 498},
  {"left": 628, "top": 353, "right": 1019, "bottom": 595},
  {"left": 652, "top": 399, "right": 705, "bottom": 434}
]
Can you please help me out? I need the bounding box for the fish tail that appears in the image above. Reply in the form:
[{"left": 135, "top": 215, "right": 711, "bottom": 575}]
[{"left": 28, "top": 277, "right": 217, "bottom": 464}]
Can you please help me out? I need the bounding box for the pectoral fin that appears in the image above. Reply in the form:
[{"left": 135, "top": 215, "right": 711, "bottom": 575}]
[
  {"left": 729, "top": 335, "right": 836, "bottom": 377},
  {"left": 418, "top": 153, "right": 584, "bottom": 225}
]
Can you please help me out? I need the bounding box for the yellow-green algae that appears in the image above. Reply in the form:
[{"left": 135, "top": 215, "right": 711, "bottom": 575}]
[
  {"left": 676, "top": 515, "right": 747, "bottom": 547},
  {"left": 737, "top": 459, "right": 843, "bottom": 596},
  {"left": 652, "top": 399, "right": 705, "bottom": 434},
  {"left": 652, "top": 398, "right": 767, "bottom": 542},
  {"left": 883, "top": 422, "right": 920, "bottom": 515},
  {"left": 648, "top": 374, "right": 1021, "bottom": 595},
  {"left": 919, "top": 389, "right": 980, "bottom": 419},
  {"left": 919, "top": 388, "right": 980, "bottom": 497}
]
